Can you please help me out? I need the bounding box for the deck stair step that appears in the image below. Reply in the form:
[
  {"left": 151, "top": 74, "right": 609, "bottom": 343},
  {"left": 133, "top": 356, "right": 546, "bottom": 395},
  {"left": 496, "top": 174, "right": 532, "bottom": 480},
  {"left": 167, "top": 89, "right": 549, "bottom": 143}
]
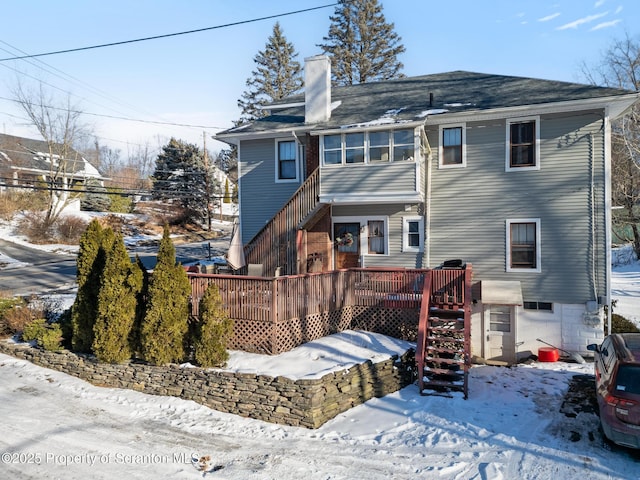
[{"left": 416, "top": 264, "right": 472, "bottom": 399}]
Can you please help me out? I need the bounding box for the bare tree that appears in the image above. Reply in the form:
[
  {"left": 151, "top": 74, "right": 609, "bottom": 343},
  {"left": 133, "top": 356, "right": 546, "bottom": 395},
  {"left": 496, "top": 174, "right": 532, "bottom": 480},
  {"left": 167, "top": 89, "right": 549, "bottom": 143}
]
[
  {"left": 13, "top": 81, "right": 92, "bottom": 230},
  {"left": 581, "top": 33, "right": 640, "bottom": 256}
]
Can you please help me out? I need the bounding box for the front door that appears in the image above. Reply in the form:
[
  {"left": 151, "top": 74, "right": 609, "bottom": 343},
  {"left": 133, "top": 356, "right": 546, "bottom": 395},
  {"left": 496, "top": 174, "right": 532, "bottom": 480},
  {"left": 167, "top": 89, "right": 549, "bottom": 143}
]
[
  {"left": 484, "top": 305, "right": 516, "bottom": 363},
  {"left": 333, "top": 223, "right": 360, "bottom": 269}
]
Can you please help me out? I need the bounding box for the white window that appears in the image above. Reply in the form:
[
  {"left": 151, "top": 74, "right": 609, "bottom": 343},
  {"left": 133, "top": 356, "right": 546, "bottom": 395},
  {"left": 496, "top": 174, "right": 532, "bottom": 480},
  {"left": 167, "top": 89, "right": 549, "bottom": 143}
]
[
  {"left": 333, "top": 216, "right": 388, "bottom": 256},
  {"left": 439, "top": 123, "right": 466, "bottom": 168},
  {"left": 506, "top": 218, "right": 541, "bottom": 272},
  {"left": 323, "top": 134, "right": 342, "bottom": 165},
  {"left": 402, "top": 216, "right": 424, "bottom": 252},
  {"left": 367, "top": 220, "right": 385, "bottom": 254},
  {"left": 345, "top": 132, "right": 365, "bottom": 164},
  {"left": 393, "top": 129, "right": 415, "bottom": 161},
  {"left": 321, "top": 129, "right": 416, "bottom": 165},
  {"left": 275, "top": 139, "right": 299, "bottom": 182},
  {"left": 505, "top": 117, "right": 540, "bottom": 171},
  {"left": 369, "top": 131, "right": 391, "bottom": 162}
]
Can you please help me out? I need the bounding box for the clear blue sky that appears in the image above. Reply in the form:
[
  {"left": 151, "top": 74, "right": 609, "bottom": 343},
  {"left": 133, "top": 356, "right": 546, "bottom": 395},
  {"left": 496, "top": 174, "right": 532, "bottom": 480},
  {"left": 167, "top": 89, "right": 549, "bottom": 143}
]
[{"left": 0, "top": 0, "right": 638, "bottom": 156}]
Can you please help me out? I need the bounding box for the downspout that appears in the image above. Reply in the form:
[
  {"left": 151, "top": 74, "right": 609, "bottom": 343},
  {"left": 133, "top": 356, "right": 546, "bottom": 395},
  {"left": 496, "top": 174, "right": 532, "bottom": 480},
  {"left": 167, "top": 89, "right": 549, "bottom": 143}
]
[
  {"left": 589, "top": 130, "right": 598, "bottom": 305},
  {"left": 603, "top": 111, "right": 612, "bottom": 335},
  {"left": 420, "top": 125, "right": 433, "bottom": 267}
]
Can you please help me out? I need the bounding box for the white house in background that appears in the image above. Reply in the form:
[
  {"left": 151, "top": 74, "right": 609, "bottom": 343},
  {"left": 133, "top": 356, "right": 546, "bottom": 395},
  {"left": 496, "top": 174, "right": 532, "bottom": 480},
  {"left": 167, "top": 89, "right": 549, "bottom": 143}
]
[
  {"left": 0, "top": 133, "right": 105, "bottom": 212},
  {"left": 215, "top": 55, "right": 640, "bottom": 362}
]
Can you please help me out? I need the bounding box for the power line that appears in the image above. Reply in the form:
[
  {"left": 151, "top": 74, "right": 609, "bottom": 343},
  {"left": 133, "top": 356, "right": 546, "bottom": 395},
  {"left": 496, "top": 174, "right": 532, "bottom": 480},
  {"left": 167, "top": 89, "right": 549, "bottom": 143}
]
[
  {"left": 0, "top": 95, "right": 227, "bottom": 129},
  {"left": 0, "top": 3, "right": 339, "bottom": 62}
]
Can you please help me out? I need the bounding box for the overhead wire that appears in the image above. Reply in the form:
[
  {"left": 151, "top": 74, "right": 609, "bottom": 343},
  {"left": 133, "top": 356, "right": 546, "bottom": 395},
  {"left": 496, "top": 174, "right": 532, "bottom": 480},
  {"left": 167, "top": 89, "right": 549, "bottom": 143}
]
[
  {"left": 0, "top": 3, "right": 341, "bottom": 161},
  {"left": 0, "top": 3, "right": 339, "bottom": 62}
]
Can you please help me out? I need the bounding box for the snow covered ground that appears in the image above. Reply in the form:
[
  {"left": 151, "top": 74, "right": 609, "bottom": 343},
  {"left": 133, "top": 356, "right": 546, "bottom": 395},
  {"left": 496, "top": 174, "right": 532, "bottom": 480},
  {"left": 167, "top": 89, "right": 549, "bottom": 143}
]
[{"left": 1, "top": 217, "right": 640, "bottom": 478}]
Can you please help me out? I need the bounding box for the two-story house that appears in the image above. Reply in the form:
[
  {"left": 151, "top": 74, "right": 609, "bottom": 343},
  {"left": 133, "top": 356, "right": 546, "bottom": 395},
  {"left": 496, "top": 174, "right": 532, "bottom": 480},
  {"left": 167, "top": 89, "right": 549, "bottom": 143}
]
[
  {"left": 216, "top": 55, "right": 639, "bottom": 362},
  {"left": 0, "top": 133, "right": 105, "bottom": 212}
]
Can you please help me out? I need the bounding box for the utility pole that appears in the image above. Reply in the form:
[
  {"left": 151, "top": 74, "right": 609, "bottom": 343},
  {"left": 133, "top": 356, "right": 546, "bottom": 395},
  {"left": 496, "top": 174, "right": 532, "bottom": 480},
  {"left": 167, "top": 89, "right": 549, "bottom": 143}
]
[{"left": 203, "top": 131, "right": 212, "bottom": 231}]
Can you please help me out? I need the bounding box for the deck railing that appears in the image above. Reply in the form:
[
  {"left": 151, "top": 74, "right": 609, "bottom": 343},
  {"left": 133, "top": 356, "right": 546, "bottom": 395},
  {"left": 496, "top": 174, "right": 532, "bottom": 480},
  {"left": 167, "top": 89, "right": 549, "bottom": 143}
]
[
  {"left": 188, "top": 267, "right": 473, "bottom": 354},
  {"left": 242, "top": 167, "right": 321, "bottom": 276},
  {"left": 189, "top": 268, "right": 428, "bottom": 319}
]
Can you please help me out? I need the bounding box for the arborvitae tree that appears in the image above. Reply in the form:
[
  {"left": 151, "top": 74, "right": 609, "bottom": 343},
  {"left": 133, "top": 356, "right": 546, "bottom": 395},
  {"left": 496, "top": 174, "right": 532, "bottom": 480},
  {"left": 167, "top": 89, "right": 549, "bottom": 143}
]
[
  {"left": 318, "top": 0, "right": 405, "bottom": 86},
  {"left": 152, "top": 138, "right": 217, "bottom": 226},
  {"left": 237, "top": 22, "right": 303, "bottom": 124},
  {"left": 71, "top": 219, "right": 105, "bottom": 352},
  {"left": 223, "top": 178, "right": 231, "bottom": 204},
  {"left": 92, "top": 232, "right": 143, "bottom": 363},
  {"left": 140, "top": 224, "right": 191, "bottom": 365},
  {"left": 194, "top": 284, "right": 233, "bottom": 368},
  {"left": 131, "top": 255, "right": 149, "bottom": 358}
]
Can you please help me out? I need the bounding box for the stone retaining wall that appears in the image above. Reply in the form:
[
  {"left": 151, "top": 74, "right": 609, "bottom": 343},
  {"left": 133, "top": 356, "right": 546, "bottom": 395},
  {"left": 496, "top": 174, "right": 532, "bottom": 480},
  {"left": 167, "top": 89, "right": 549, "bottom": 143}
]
[{"left": 0, "top": 341, "right": 415, "bottom": 429}]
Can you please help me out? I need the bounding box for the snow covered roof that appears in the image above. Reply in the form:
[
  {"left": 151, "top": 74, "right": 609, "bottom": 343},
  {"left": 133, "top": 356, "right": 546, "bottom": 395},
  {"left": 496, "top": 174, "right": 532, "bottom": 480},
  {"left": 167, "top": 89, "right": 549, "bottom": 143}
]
[
  {"left": 0, "top": 133, "right": 104, "bottom": 179},
  {"left": 217, "top": 70, "right": 638, "bottom": 140}
]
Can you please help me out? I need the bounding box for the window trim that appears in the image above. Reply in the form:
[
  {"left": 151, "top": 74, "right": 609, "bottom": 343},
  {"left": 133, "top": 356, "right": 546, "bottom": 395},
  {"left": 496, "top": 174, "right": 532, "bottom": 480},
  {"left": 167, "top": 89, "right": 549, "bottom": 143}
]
[
  {"left": 506, "top": 218, "right": 541, "bottom": 273},
  {"left": 505, "top": 116, "right": 540, "bottom": 172},
  {"left": 320, "top": 128, "right": 417, "bottom": 166},
  {"left": 438, "top": 123, "right": 466, "bottom": 169},
  {"left": 275, "top": 138, "right": 300, "bottom": 183},
  {"left": 523, "top": 301, "right": 553, "bottom": 312},
  {"left": 402, "top": 216, "right": 424, "bottom": 253},
  {"left": 332, "top": 215, "right": 389, "bottom": 256}
]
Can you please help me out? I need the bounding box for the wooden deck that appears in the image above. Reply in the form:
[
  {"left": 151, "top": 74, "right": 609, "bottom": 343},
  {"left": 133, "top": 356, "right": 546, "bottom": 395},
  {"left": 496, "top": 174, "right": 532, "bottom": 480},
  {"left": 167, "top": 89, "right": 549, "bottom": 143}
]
[{"left": 188, "top": 268, "right": 465, "bottom": 355}]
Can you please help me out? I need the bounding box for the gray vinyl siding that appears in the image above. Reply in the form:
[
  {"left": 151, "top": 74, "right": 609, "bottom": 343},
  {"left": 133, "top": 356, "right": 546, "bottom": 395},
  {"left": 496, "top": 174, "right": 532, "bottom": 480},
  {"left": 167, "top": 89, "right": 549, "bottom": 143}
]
[
  {"left": 427, "top": 110, "right": 606, "bottom": 304},
  {"left": 320, "top": 162, "right": 418, "bottom": 195},
  {"left": 239, "top": 138, "right": 301, "bottom": 243},
  {"left": 332, "top": 204, "right": 425, "bottom": 268}
]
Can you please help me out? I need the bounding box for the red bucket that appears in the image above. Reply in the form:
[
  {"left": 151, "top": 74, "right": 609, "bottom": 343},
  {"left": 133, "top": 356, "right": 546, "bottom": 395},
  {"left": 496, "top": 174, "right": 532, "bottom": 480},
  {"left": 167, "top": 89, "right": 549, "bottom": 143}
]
[{"left": 538, "top": 347, "right": 559, "bottom": 362}]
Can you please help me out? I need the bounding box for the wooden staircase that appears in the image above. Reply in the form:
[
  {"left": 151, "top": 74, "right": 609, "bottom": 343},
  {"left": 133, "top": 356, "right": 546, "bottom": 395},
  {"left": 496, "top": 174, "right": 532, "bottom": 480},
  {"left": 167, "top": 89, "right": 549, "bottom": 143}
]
[
  {"left": 416, "top": 264, "right": 472, "bottom": 399},
  {"left": 243, "top": 168, "right": 323, "bottom": 276}
]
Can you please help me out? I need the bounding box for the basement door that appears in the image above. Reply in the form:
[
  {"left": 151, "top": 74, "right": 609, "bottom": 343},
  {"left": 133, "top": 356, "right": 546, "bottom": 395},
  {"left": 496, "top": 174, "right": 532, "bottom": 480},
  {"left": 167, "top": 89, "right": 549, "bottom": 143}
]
[
  {"left": 333, "top": 222, "right": 360, "bottom": 269},
  {"left": 484, "top": 305, "right": 516, "bottom": 364}
]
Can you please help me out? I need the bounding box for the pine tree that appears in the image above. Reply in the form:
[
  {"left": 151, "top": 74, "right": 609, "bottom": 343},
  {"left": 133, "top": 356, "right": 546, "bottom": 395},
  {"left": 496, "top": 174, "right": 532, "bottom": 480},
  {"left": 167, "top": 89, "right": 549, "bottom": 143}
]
[
  {"left": 140, "top": 224, "right": 191, "bottom": 365},
  {"left": 92, "top": 232, "right": 143, "bottom": 363},
  {"left": 194, "top": 284, "right": 233, "bottom": 368},
  {"left": 237, "top": 22, "right": 304, "bottom": 124},
  {"left": 71, "top": 219, "right": 106, "bottom": 352},
  {"left": 318, "top": 0, "right": 405, "bottom": 86},
  {"left": 152, "top": 138, "right": 217, "bottom": 226}
]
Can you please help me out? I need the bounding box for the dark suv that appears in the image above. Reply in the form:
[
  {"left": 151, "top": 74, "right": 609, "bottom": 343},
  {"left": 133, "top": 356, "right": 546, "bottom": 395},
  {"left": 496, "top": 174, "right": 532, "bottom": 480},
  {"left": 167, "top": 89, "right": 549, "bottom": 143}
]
[{"left": 587, "top": 334, "right": 640, "bottom": 448}]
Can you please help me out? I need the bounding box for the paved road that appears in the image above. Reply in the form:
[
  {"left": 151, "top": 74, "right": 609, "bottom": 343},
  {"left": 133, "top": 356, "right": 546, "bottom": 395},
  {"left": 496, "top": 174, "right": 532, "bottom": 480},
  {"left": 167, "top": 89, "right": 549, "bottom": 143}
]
[
  {"left": 0, "top": 239, "right": 77, "bottom": 296},
  {"left": 0, "top": 231, "right": 233, "bottom": 297}
]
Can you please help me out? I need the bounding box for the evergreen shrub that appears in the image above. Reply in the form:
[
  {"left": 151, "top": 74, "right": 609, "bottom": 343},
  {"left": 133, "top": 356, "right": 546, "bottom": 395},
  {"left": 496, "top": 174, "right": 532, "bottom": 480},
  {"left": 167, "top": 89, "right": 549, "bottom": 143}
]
[
  {"left": 22, "top": 319, "right": 63, "bottom": 351},
  {"left": 92, "top": 232, "right": 143, "bottom": 363},
  {"left": 71, "top": 219, "right": 108, "bottom": 352},
  {"left": 140, "top": 224, "right": 191, "bottom": 365},
  {"left": 610, "top": 313, "right": 640, "bottom": 334},
  {"left": 194, "top": 284, "right": 233, "bottom": 368}
]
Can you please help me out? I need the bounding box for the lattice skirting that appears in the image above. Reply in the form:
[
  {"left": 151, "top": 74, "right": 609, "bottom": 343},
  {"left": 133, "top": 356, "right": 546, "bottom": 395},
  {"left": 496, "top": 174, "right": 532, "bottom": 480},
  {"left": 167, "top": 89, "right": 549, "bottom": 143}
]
[{"left": 227, "top": 306, "right": 419, "bottom": 355}]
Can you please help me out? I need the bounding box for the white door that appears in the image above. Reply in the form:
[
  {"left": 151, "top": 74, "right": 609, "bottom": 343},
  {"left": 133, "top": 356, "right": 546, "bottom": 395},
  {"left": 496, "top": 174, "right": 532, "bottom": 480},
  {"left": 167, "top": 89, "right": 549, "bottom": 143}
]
[{"left": 484, "top": 305, "right": 516, "bottom": 363}]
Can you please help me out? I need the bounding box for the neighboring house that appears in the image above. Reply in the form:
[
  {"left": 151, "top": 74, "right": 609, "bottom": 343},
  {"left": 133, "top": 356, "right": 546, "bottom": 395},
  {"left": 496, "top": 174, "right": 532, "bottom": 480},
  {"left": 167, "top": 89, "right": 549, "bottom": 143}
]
[
  {"left": 0, "top": 133, "right": 105, "bottom": 211},
  {"left": 215, "top": 55, "right": 639, "bottom": 362}
]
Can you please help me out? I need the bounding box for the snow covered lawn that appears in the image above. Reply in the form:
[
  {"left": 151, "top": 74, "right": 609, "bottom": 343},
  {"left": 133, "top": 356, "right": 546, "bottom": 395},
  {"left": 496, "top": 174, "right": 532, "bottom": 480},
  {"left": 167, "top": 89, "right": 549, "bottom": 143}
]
[{"left": 1, "top": 348, "right": 639, "bottom": 479}]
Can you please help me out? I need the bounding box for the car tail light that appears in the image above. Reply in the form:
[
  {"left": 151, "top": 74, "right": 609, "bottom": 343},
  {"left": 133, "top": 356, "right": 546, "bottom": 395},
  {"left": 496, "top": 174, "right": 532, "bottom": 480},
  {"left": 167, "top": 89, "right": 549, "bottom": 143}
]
[{"left": 606, "top": 394, "right": 638, "bottom": 415}]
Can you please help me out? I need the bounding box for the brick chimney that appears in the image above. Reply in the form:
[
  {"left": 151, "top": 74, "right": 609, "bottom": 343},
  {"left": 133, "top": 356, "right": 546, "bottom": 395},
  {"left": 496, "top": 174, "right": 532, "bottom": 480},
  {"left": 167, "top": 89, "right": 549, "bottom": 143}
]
[{"left": 304, "top": 55, "right": 331, "bottom": 124}]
